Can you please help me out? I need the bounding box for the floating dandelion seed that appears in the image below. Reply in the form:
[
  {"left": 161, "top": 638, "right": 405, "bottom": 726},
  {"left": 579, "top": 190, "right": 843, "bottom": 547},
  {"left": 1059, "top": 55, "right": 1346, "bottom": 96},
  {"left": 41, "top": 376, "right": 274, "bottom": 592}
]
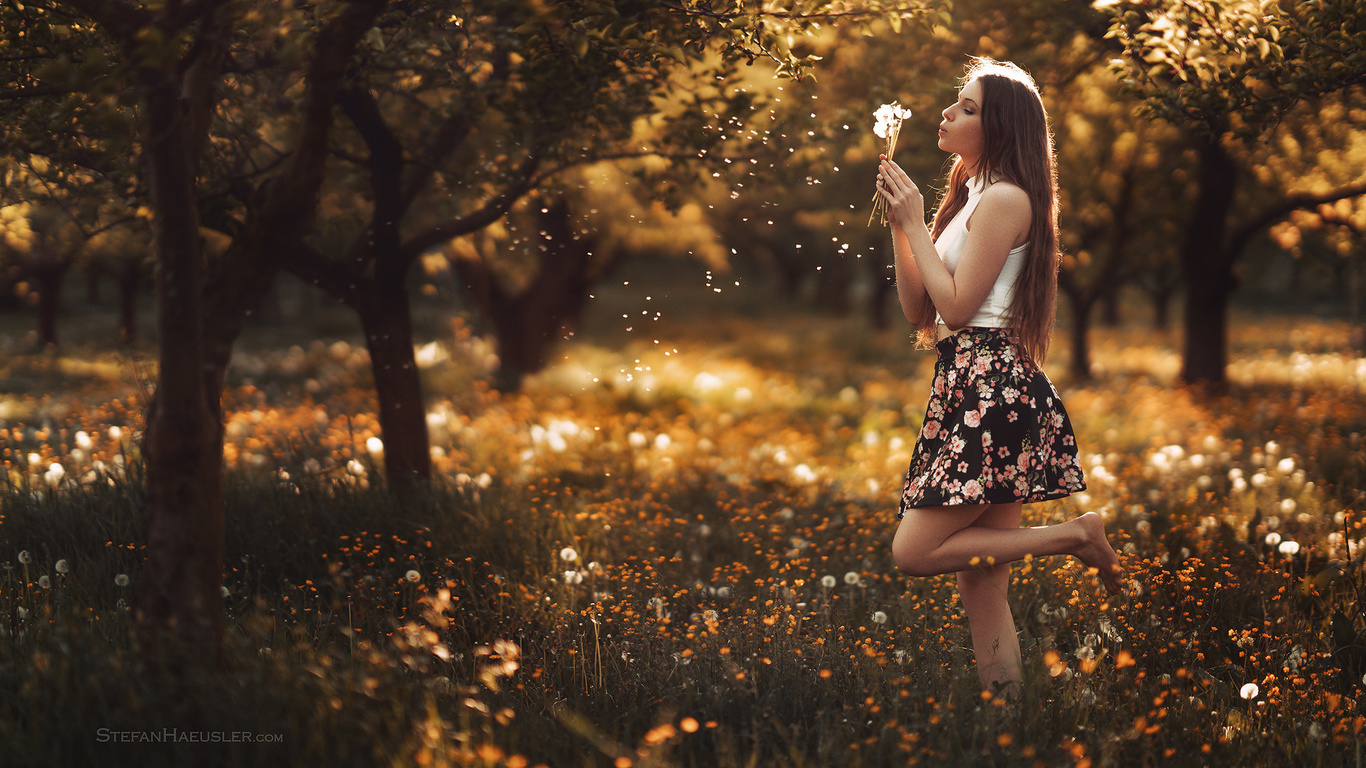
[{"left": 1240, "top": 682, "right": 1259, "bottom": 700}]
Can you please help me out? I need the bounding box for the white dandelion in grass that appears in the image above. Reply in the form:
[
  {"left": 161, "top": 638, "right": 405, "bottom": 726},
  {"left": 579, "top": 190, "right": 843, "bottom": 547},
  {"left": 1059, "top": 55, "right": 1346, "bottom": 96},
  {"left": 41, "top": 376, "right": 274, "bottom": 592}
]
[
  {"left": 38, "top": 575, "right": 50, "bottom": 588},
  {"left": 872, "top": 611, "right": 888, "bottom": 625},
  {"left": 1240, "top": 682, "right": 1259, "bottom": 700},
  {"left": 54, "top": 560, "right": 69, "bottom": 575},
  {"left": 820, "top": 575, "right": 837, "bottom": 589},
  {"left": 405, "top": 570, "right": 421, "bottom": 583},
  {"left": 843, "top": 571, "right": 860, "bottom": 586},
  {"left": 868, "top": 101, "right": 913, "bottom": 227},
  {"left": 115, "top": 574, "right": 130, "bottom": 588},
  {"left": 1278, "top": 540, "right": 1300, "bottom": 556},
  {"left": 17, "top": 550, "right": 30, "bottom": 565},
  {"left": 559, "top": 547, "right": 578, "bottom": 563}
]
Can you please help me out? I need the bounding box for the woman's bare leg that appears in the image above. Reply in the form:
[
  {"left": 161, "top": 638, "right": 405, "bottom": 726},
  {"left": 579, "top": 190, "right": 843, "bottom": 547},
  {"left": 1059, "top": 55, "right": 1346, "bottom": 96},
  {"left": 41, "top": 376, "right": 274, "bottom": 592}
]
[
  {"left": 955, "top": 503, "right": 1024, "bottom": 691},
  {"left": 892, "top": 507, "right": 1124, "bottom": 593}
]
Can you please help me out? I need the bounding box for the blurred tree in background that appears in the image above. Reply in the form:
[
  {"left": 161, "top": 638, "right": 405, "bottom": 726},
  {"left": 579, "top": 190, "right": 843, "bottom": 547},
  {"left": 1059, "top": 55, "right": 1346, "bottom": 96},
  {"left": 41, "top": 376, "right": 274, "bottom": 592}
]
[
  {"left": 1100, "top": 0, "right": 1366, "bottom": 385},
  {"left": 0, "top": 0, "right": 946, "bottom": 667}
]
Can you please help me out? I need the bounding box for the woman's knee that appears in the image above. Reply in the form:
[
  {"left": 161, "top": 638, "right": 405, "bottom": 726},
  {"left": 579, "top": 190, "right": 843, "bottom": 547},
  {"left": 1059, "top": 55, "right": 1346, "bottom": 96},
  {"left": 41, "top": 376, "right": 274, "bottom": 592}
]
[{"left": 891, "top": 539, "right": 936, "bottom": 577}]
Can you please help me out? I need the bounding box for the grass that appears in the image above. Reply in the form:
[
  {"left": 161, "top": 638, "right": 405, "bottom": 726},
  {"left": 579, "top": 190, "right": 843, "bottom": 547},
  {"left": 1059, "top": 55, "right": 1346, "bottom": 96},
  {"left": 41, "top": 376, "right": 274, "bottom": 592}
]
[{"left": 0, "top": 293, "right": 1363, "bottom": 767}]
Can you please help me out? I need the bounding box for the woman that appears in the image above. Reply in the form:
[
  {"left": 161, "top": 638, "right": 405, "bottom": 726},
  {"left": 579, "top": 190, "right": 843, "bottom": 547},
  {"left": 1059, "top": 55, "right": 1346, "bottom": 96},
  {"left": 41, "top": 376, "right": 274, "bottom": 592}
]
[{"left": 875, "top": 58, "right": 1124, "bottom": 693}]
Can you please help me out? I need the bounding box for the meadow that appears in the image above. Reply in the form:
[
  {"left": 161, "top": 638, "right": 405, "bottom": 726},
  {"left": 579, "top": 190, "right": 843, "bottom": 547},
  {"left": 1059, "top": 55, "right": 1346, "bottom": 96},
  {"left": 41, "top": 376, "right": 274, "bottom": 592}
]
[{"left": 0, "top": 276, "right": 1363, "bottom": 767}]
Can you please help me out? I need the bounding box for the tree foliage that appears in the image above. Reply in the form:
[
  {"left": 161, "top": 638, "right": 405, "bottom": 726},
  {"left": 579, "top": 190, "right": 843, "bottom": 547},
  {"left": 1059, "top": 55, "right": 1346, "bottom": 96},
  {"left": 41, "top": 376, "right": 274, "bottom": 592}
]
[{"left": 1100, "top": 0, "right": 1366, "bottom": 136}]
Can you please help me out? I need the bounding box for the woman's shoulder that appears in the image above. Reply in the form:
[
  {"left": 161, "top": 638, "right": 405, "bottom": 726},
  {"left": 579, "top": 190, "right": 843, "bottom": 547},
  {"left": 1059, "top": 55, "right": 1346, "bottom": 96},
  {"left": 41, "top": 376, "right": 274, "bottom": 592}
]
[
  {"left": 976, "top": 179, "right": 1032, "bottom": 221},
  {"left": 980, "top": 179, "right": 1030, "bottom": 206}
]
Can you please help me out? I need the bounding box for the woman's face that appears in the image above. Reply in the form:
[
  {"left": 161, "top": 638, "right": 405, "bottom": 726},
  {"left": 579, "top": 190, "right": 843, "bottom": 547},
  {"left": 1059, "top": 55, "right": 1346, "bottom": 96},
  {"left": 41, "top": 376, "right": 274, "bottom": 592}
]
[{"left": 938, "top": 78, "right": 985, "bottom": 161}]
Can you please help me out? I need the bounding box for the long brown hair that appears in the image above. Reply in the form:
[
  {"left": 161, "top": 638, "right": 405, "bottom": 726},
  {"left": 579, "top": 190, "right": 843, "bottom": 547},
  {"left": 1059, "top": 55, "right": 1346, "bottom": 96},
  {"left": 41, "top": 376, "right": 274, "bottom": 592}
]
[{"left": 915, "top": 58, "right": 1060, "bottom": 363}]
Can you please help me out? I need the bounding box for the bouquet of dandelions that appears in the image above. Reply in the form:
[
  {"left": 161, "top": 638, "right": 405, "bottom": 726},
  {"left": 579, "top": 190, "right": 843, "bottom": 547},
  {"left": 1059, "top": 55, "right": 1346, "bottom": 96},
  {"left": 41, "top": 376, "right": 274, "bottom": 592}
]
[{"left": 868, "top": 101, "right": 913, "bottom": 227}]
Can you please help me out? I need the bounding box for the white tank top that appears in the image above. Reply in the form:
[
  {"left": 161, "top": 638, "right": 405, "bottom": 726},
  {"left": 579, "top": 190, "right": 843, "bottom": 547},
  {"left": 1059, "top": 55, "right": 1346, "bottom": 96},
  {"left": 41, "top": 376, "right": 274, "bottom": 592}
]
[{"left": 933, "top": 174, "right": 1028, "bottom": 328}]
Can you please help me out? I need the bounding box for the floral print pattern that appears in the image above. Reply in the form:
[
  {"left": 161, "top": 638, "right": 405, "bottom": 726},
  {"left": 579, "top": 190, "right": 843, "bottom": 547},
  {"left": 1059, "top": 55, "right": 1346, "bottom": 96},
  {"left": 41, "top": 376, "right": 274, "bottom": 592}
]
[{"left": 898, "top": 328, "right": 1086, "bottom": 516}]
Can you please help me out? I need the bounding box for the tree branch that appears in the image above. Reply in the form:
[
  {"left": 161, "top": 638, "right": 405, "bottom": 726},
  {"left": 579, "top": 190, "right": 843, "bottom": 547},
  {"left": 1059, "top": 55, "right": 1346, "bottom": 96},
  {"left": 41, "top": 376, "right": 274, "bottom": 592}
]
[
  {"left": 401, "top": 114, "right": 472, "bottom": 212},
  {"left": 261, "top": 0, "right": 386, "bottom": 229},
  {"left": 0, "top": 84, "right": 68, "bottom": 101},
  {"left": 57, "top": 0, "right": 150, "bottom": 41},
  {"left": 1227, "top": 180, "right": 1366, "bottom": 265},
  {"left": 282, "top": 242, "right": 369, "bottom": 311},
  {"left": 202, "top": 0, "right": 385, "bottom": 344},
  {"left": 338, "top": 86, "right": 404, "bottom": 251},
  {"left": 400, "top": 150, "right": 541, "bottom": 258}
]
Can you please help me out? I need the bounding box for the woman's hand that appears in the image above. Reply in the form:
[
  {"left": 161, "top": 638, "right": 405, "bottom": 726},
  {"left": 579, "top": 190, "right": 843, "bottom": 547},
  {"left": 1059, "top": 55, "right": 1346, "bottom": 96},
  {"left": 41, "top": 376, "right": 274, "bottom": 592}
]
[{"left": 877, "top": 155, "right": 925, "bottom": 231}]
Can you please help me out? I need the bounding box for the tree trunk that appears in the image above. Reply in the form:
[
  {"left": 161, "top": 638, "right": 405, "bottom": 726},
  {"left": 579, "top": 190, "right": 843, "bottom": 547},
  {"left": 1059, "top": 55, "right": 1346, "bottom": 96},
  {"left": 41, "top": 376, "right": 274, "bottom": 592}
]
[
  {"left": 359, "top": 270, "right": 432, "bottom": 488},
  {"left": 1149, "top": 287, "right": 1173, "bottom": 332},
  {"left": 1066, "top": 294, "right": 1094, "bottom": 382},
  {"left": 1179, "top": 136, "right": 1240, "bottom": 387},
  {"left": 118, "top": 264, "right": 140, "bottom": 345},
  {"left": 462, "top": 200, "right": 602, "bottom": 392},
  {"left": 133, "top": 81, "right": 225, "bottom": 668},
  {"left": 867, "top": 241, "right": 893, "bottom": 331},
  {"left": 813, "top": 253, "right": 853, "bottom": 315},
  {"left": 1099, "top": 282, "right": 1121, "bottom": 327},
  {"left": 86, "top": 266, "right": 102, "bottom": 305},
  {"left": 32, "top": 260, "right": 68, "bottom": 349}
]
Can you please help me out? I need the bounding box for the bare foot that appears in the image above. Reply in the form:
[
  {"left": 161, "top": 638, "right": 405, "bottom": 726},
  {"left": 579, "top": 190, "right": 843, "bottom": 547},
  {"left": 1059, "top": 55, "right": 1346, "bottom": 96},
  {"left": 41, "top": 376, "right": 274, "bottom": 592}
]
[{"left": 1073, "top": 512, "right": 1124, "bottom": 595}]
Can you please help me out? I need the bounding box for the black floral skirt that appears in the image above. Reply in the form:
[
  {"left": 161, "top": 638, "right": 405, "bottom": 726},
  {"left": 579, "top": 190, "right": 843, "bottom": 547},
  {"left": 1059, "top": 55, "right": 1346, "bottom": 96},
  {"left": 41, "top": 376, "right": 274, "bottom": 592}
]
[{"left": 897, "top": 328, "right": 1086, "bottom": 517}]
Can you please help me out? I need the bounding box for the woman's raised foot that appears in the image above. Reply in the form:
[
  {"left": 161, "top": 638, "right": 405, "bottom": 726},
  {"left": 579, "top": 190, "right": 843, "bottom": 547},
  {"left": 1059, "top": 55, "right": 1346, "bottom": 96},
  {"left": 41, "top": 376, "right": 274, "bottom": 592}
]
[{"left": 1073, "top": 512, "right": 1124, "bottom": 594}]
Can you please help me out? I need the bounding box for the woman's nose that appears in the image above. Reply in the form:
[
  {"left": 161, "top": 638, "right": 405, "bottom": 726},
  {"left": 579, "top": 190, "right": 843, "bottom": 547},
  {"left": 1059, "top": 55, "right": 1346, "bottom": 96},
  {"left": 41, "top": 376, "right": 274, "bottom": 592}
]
[{"left": 941, "top": 105, "right": 952, "bottom": 120}]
